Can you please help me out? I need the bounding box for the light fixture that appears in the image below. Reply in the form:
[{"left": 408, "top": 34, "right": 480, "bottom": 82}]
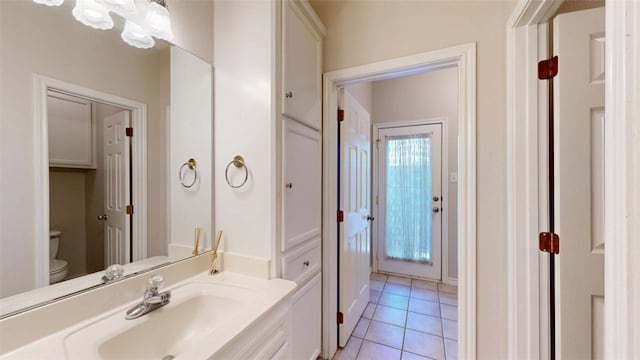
[
  {"left": 145, "top": 0, "right": 174, "bottom": 41},
  {"left": 72, "top": 0, "right": 114, "bottom": 30},
  {"left": 121, "top": 20, "right": 155, "bottom": 49},
  {"left": 33, "top": 0, "right": 64, "bottom": 6},
  {"left": 101, "top": 0, "right": 137, "bottom": 16}
]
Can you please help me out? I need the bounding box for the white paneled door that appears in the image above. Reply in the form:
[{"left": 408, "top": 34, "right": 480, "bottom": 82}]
[
  {"left": 554, "top": 7, "right": 605, "bottom": 359},
  {"left": 376, "top": 124, "right": 442, "bottom": 280},
  {"left": 338, "top": 88, "right": 371, "bottom": 347},
  {"left": 103, "top": 111, "right": 130, "bottom": 266}
]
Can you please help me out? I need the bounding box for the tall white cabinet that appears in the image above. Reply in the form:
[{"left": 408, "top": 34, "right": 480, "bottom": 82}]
[{"left": 214, "top": 1, "right": 325, "bottom": 359}]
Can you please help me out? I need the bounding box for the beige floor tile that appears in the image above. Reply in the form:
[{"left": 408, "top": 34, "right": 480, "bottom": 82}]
[
  {"left": 401, "top": 351, "right": 430, "bottom": 360},
  {"left": 442, "top": 319, "right": 458, "bottom": 340},
  {"left": 370, "top": 289, "right": 382, "bottom": 303},
  {"left": 363, "top": 303, "right": 376, "bottom": 319},
  {"left": 333, "top": 337, "right": 363, "bottom": 360},
  {"left": 370, "top": 279, "right": 386, "bottom": 291},
  {"left": 384, "top": 283, "right": 411, "bottom": 297},
  {"left": 439, "top": 292, "right": 458, "bottom": 306},
  {"left": 372, "top": 304, "right": 408, "bottom": 327},
  {"left": 410, "top": 287, "right": 439, "bottom": 302},
  {"left": 444, "top": 339, "right": 458, "bottom": 360},
  {"left": 370, "top": 272, "right": 388, "bottom": 281},
  {"left": 403, "top": 329, "right": 445, "bottom": 360},
  {"left": 357, "top": 340, "right": 402, "bottom": 360},
  {"left": 379, "top": 292, "right": 409, "bottom": 310},
  {"left": 387, "top": 275, "right": 412, "bottom": 286},
  {"left": 406, "top": 312, "right": 443, "bottom": 336},
  {"left": 353, "top": 317, "right": 371, "bottom": 338},
  {"left": 364, "top": 320, "right": 405, "bottom": 349},
  {"left": 440, "top": 303, "right": 457, "bottom": 321},
  {"left": 408, "top": 298, "right": 440, "bottom": 317},
  {"left": 411, "top": 279, "right": 439, "bottom": 291},
  {"left": 438, "top": 283, "right": 458, "bottom": 294}
]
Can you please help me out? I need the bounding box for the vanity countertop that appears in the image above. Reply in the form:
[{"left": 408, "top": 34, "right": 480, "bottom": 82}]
[{"left": 0, "top": 271, "right": 296, "bottom": 359}]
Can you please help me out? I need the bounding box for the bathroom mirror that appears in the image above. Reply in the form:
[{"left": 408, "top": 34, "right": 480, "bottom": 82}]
[{"left": 0, "top": 1, "right": 214, "bottom": 317}]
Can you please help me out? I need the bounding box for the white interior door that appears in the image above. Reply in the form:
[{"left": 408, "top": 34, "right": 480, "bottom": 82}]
[
  {"left": 338, "top": 88, "right": 371, "bottom": 347},
  {"left": 376, "top": 124, "right": 442, "bottom": 280},
  {"left": 103, "top": 111, "right": 130, "bottom": 266},
  {"left": 554, "top": 7, "right": 605, "bottom": 359}
]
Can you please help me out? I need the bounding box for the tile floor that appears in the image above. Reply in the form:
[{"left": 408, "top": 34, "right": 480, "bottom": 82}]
[{"left": 333, "top": 273, "right": 458, "bottom": 360}]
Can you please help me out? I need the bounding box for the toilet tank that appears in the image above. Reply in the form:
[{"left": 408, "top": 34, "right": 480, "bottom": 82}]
[{"left": 49, "top": 230, "right": 61, "bottom": 259}]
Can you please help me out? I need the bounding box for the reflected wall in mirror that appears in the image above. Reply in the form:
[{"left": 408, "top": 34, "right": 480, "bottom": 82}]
[{"left": 0, "top": 0, "right": 214, "bottom": 317}]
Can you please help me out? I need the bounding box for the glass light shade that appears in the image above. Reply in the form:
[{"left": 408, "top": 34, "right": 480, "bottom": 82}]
[
  {"left": 72, "top": 0, "right": 114, "bottom": 30},
  {"left": 33, "top": 0, "right": 64, "bottom": 6},
  {"left": 101, "top": 0, "right": 137, "bottom": 16},
  {"left": 145, "top": 1, "right": 174, "bottom": 41},
  {"left": 121, "top": 20, "right": 155, "bottom": 49}
]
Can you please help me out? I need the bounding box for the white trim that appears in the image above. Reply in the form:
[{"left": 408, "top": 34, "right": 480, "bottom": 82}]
[
  {"left": 33, "top": 75, "right": 148, "bottom": 287},
  {"left": 322, "top": 43, "right": 476, "bottom": 359},
  {"left": 604, "top": 1, "right": 640, "bottom": 359},
  {"left": 372, "top": 118, "right": 451, "bottom": 284}
]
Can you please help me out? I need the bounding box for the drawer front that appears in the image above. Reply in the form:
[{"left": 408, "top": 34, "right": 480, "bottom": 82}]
[{"left": 282, "top": 239, "right": 321, "bottom": 285}]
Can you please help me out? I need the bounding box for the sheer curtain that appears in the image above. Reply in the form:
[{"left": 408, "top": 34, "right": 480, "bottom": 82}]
[{"left": 384, "top": 134, "right": 432, "bottom": 263}]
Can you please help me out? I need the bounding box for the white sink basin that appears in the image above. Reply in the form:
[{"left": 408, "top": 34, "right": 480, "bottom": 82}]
[{"left": 61, "top": 274, "right": 293, "bottom": 360}]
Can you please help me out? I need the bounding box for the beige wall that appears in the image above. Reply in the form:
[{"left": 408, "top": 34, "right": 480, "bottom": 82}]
[
  {"left": 0, "top": 1, "right": 169, "bottom": 297},
  {"left": 310, "top": 0, "right": 513, "bottom": 357},
  {"left": 371, "top": 66, "right": 459, "bottom": 280},
  {"left": 344, "top": 82, "right": 373, "bottom": 113}
]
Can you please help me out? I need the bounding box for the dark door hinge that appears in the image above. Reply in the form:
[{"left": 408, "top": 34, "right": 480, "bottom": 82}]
[
  {"left": 337, "top": 210, "right": 344, "bottom": 223},
  {"left": 337, "top": 312, "right": 344, "bottom": 324},
  {"left": 126, "top": 127, "right": 133, "bottom": 137},
  {"left": 539, "top": 232, "right": 559, "bottom": 254},
  {"left": 337, "top": 108, "right": 344, "bottom": 122},
  {"left": 538, "top": 56, "right": 558, "bottom": 80},
  {"left": 126, "top": 205, "right": 134, "bottom": 215}
]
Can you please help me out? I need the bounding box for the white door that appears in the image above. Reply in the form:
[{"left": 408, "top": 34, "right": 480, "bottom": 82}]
[
  {"left": 103, "top": 111, "right": 130, "bottom": 266},
  {"left": 338, "top": 88, "right": 371, "bottom": 347},
  {"left": 554, "top": 7, "right": 605, "bottom": 359},
  {"left": 376, "top": 124, "right": 443, "bottom": 280}
]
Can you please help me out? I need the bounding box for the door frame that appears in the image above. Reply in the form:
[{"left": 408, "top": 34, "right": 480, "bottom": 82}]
[
  {"left": 506, "top": 0, "right": 640, "bottom": 358},
  {"left": 322, "top": 43, "right": 476, "bottom": 359},
  {"left": 372, "top": 118, "right": 451, "bottom": 284},
  {"left": 33, "top": 74, "right": 148, "bottom": 287}
]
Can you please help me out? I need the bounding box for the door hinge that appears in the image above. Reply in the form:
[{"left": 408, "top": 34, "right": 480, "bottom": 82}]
[
  {"left": 539, "top": 232, "right": 559, "bottom": 254},
  {"left": 337, "top": 108, "right": 344, "bottom": 122},
  {"left": 337, "top": 312, "right": 344, "bottom": 324},
  {"left": 125, "top": 127, "right": 133, "bottom": 137},
  {"left": 538, "top": 56, "right": 558, "bottom": 80},
  {"left": 337, "top": 210, "right": 344, "bottom": 223},
  {"left": 126, "top": 205, "right": 134, "bottom": 215}
]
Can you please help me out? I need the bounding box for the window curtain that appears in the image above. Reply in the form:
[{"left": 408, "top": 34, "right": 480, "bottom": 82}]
[{"left": 384, "top": 134, "right": 432, "bottom": 263}]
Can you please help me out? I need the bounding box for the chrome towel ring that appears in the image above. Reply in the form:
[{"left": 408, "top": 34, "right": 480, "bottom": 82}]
[
  {"left": 225, "top": 155, "right": 248, "bottom": 188},
  {"left": 179, "top": 158, "right": 198, "bottom": 188}
]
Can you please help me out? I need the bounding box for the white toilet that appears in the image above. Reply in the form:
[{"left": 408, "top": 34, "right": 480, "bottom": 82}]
[{"left": 49, "top": 230, "right": 69, "bottom": 284}]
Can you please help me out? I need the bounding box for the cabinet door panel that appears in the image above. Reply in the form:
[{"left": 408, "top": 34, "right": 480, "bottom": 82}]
[
  {"left": 282, "top": 0, "right": 321, "bottom": 129},
  {"left": 291, "top": 274, "right": 321, "bottom": 360},
  {"left": 283, "top": 117, "right": 321, "bottom": 251}
]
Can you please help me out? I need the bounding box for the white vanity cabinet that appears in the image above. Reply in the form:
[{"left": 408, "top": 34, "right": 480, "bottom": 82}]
[{"left": 282, "top": 0, "right": 323, "bottom": 130}]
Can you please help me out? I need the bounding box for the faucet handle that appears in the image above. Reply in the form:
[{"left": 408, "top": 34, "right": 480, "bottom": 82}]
[{"left": 147, "top": 275, "right": 164, "bottom": 290}]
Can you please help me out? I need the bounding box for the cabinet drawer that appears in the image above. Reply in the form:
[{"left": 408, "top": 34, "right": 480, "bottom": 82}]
[{"left": 282, "top": 239, "right": 320, "bottom": 285}]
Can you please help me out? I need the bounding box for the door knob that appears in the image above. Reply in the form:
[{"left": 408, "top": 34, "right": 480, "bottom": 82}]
[
  {"left": 285, "top": 182, "right": 293, "bottom": 189},
  {"left": 366, "top": 215, "right": 375, "bottom": 221},
  {"left": 97, "top": 214, "right": 108, "bottom": 221},
  {"left": 285, "top": 91, "right": 293, "bottom": 98},
  {"left": 433, "top": 196, "right": 440, "bottom": 201},
  {"left": 432, "top": 208, "right": 440, "bottom": 213}
]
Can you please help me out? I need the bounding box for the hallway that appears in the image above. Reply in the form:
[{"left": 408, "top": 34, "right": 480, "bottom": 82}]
[{"left": 334, "top": 273, "right": 458, "bottom": 360}]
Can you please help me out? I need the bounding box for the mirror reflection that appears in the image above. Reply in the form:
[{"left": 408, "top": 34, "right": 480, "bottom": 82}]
[{"left": 0, "top": 0, "right": 213, "bottom": 317}]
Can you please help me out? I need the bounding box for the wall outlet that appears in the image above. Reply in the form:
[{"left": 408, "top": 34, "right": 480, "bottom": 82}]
[{"left": 450, "top": 172, "right": 458, "bottom": 183}]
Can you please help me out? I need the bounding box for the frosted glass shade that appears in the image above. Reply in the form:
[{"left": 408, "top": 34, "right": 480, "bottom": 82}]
[
  {"left": 145, "top": 1, "right": 174, "bottom": 41},
  {"left": 102, "top": 0, "right": 137, "bottom": 16},
  {"left": 72, "top": 0, "right": 114, "bottom": 30},
  {"left": 33, "top": 0, "right": 64, "bottom": 6},
  {"left": 121, "top": 20, "right": 155, "bottom": 49}
]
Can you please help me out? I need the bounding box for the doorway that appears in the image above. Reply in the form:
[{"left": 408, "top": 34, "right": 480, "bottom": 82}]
[{"left": 322, "top": 43, "right": 477, "bottom": 359}]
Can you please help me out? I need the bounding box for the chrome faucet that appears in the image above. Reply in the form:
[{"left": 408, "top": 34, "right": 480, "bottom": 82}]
[{"left": 125, "top": 275, "right": 171, "bottom": 320}]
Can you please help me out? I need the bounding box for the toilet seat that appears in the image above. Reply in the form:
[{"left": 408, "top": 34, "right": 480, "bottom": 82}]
[{"left": 50, "top": 259, "right": 68, "bottom": 274}]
